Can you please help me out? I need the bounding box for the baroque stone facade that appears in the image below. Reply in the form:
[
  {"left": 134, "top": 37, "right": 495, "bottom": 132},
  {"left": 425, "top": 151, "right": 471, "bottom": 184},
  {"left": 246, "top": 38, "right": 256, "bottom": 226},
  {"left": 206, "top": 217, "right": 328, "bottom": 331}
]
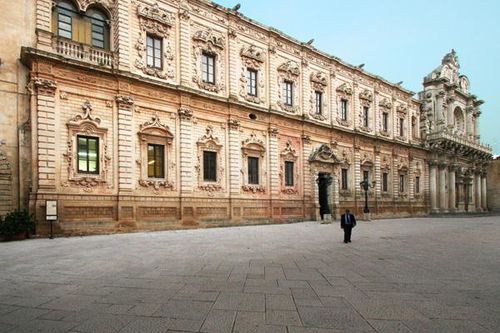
[{"left": 0, "top": 0, "right": 492, "bottom": 235}]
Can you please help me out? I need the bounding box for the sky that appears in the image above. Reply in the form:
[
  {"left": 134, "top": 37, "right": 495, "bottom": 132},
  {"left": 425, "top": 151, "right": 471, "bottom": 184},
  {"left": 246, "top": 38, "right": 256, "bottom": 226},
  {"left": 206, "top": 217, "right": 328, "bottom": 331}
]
[{"left": 213, "top": 0, "right": 500, "bottom": 155}]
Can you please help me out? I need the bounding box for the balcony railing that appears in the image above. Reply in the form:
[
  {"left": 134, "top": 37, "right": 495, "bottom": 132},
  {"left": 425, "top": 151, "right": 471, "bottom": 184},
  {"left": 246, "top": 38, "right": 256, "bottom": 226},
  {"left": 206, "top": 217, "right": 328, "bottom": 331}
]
[
  {"left": 52, "top": 37, "right": 113, "bottom": 68},
  {"left": 427, "top": 130, "right": 492, "bottom": 155}
]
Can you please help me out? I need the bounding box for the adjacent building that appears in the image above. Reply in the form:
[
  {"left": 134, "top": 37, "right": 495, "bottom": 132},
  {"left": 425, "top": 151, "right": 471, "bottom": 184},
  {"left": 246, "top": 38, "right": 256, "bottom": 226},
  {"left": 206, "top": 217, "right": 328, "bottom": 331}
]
[{"left": 0, "top": 0, "right": 493, "bottom": 235}]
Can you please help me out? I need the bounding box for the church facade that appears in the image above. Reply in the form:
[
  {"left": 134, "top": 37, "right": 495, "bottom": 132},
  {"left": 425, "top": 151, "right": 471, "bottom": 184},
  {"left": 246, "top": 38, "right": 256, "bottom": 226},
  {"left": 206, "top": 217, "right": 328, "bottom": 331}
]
[{"left": 0, "top": 0, "right": 492, "bottom": 235}]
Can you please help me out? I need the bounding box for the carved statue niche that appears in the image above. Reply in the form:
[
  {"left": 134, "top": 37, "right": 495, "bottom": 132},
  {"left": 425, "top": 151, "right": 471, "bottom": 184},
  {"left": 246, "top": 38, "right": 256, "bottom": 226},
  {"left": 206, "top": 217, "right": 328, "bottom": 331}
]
[
  {"left": 192, "top": 27, "right": 226, "bottom": 93},
  {"left": 196, "top": 125, "right": 224, "bottom": 195},
  {"left": 239, "top": 45, "right": 266, "bottom": 104},
  {"left": 137, "top": 112, "right": 175, "bottom": 192},
  {"left": 135, "top": 2, "right": 176, "bottom": 80},
  {"left": 280, "top": 139, "right": 299, "bottom": 194},
  {"left": 63, "top": 100, "right": 111, "bottom": 192},
  {"left": 276, "top": 60, "right": 301, "bottom": 114}
]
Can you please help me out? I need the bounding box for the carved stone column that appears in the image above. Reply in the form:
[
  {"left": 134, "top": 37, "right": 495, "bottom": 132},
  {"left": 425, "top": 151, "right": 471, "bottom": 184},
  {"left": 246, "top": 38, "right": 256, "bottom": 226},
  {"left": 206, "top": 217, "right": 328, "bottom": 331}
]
[
  {"left": 475, "top": 171, "right": 482, "bottom": 212},
  {"left": 429, "top": 160, "right": 438, "bottom": 213},
  {"left": 301, "top": 135, "right": 313, "bottom": 219},
  {"left": 116, "top": 95, "right": 135, "bottom": 193},
  {"left": 374, "top": 148, "right": 381, "bottom": 200},
  {"left": 34, "top": 78, "right": 58, "bottom": 191},
  {"left": 268, "top": 127, "right": 279, "bottom": 195},
  {"left": 178, "top": 106, "right": 194, "bottom": 194},
  {"left": 456, "top": 177, "right": 464, "bottom": 212},
  {"left": 438, "top": 162, "right": 448, "bottom": 213},
  {"left": 481, "top": 172, "right": 487, "bottom": 210},
  {"left": 448, "top": 165, "right": 457, "bottom": 212},
  {"left": 354, "top": 145, "right": 361, "bottom": 199}
]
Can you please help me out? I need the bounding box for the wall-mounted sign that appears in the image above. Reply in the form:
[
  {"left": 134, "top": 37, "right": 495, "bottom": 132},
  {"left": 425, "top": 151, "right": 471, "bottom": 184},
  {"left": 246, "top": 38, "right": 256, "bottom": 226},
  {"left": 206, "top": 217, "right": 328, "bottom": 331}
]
[{"left": 46, "top": 200, "right": 58, "bottom": 221}]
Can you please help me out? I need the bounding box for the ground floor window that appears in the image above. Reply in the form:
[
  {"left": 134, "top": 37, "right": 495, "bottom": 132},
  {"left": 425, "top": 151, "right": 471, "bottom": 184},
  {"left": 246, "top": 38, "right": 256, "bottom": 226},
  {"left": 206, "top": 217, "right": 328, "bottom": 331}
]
[
  {"left": 203, "top": 151, "right": 217, "bottom": 182},
  {"left": 383, "top": 172, "right": 389, "bottom": 192},
  {"left": 147, "top": 144, "right": 164, "bottom": 178},
  {"left": 248, "top": 157, "right": 259, "bottom": 184},
  {"left": 285, "top": 161, "right": 294, "bottom": 186},
  {"left": 77, "top": 135, "right": 99, "bottom": 174},
  {"left": 341, "top": 168, "right": 348, "bottom": 190}
]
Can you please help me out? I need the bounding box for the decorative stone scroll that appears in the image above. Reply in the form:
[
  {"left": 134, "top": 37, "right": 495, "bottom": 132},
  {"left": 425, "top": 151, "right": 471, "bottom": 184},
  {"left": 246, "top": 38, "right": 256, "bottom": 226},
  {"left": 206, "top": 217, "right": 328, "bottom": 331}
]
[
  {"left": 196, "top": 125, "right": 224, "bottom": 195},
  {"left": 135, "top": 2, "right": 176, "bottom": 80},
  {"left": 62, "top": 100, "right": 111, "bottom": 191},
  {"left": 192, "top": 27, "right": 226, "bottom": 93},
  {"left": 277, "top": 60, "right": 301, "bottom": 114},
  {"left": 33, "top": 77, "right": 57, "bottom": 96},
  {"left": 239, "top": 45, "right": 266, "bottom": 104},
  {"left": 137, "top": 113, "right": 175, "bottom": 193}
]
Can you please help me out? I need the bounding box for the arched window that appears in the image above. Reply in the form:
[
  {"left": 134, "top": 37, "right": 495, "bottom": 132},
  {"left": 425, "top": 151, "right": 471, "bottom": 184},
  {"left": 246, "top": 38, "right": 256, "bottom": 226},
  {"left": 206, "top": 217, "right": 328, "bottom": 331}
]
[
  {"left": 87, "top": 8, "right": 109, "bottom": 49},
  {"left": 53, "top": 1, "right": 77, "bottom": 39},
  {"left": 52, "top": 1, "right": 110, "bottom": 50}
]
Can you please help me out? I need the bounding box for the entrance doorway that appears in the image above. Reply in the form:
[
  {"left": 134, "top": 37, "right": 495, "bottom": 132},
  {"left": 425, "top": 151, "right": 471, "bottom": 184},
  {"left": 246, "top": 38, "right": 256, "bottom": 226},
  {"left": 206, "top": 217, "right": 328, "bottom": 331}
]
[{"left": 318, "top": 172, "right": 332, "bottom": 219}]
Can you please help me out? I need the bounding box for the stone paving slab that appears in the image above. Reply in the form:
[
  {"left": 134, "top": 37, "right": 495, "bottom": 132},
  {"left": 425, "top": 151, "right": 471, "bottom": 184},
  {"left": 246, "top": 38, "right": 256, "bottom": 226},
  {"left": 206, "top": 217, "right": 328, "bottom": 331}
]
[{"left": 0, "top": 216, "right": 499, "bottom": 332}]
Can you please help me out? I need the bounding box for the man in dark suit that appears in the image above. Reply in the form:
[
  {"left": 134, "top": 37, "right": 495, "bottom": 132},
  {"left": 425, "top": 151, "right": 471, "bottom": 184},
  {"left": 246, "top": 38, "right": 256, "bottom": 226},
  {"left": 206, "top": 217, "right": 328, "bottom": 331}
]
[{"left": 340, "top": 209, "right": 356, "bottom": 243}]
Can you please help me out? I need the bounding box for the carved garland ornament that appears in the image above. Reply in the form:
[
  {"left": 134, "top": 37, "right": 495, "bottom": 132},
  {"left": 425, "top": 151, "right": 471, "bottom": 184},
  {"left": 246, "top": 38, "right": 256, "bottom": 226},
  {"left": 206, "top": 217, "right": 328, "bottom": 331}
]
[
  {"left": 192, "top": 28, "right": 226, "bottom": 93},
  {"left": 135, "top": 2, "right": 176, "bottom": 80},
  {"left": 309, "top": 71, "right": 328, "bottom": 121},
  {"left": 280, "top": 140, "right": 299, "bottom": 194},
  {"left": 62, "top": 100, "right": 111, "bottom": 192},
  {"left": 137, "top": 113, "right": 175, "bottom": 193},
  {"left": 196, "top": 125, "right": 224, "bottom": 195},
  {"left": 239, "top": 45, "right": 266, "bottom": 104},
  {"left": 277, "top": 60, "right": 300, "bottom": 114}
]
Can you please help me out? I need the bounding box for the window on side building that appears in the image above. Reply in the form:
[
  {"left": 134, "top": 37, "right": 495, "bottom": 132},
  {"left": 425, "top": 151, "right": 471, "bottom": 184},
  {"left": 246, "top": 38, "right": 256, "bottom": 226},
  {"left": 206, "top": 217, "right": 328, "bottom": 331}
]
[
  {"left": 248, "top": 157, "right": 259, "bottom": 185},
  {"left": 203, "top": 151, "right": 217, "bottom": 182},
  {"left": 202, "top": 52, "right": 216, "bottom": 84},
  {"left": 147, "top": 144, "right": 165, "bottom": 178},
  {"left": 77, "top": 136, "right": 99, "bottom": 174},
  {"left": 285, "top": 161, "right": 294, "bottom": 186},
  {"left": 146, "top": 34, "right": 162, "bottom": 69}
]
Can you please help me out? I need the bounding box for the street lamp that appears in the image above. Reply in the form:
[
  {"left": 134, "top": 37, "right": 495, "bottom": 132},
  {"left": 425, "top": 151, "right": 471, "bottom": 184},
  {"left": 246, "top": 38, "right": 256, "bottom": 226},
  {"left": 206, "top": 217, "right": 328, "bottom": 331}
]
[{"left": 359, "top": 179, "right": 376, "bottom": 216}]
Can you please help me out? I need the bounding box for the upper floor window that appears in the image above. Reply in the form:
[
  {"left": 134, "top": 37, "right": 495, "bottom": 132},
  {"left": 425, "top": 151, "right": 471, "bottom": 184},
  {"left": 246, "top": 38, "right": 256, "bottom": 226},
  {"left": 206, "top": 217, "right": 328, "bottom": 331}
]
[
  {"left": 315, "top": 91, "right": 323, "bottom": 114},
  {"left": 399, "top": 118, "right": 405, "bottom": 137},
  {"left": 247, "top": 68, "right": 258, "bottom": 96},
  {"left": 146, "top": 35, "right": 162, "bottom": 69},
  {"left": 283, "top": 80, "right": 293, "bottom": 106},
  {"left": 147, "top": 144, "right": 165, "bottom": 178},
  {"left": 203, "top": 151, "right": 217, "bottom": 182},
  {"left": 382, "top": 112, "right": 389, "bottom": 132},
  {"left": 202, "top": 52, "right": 215, "bottom": 84},
  {"left": 248, "top": 157, "right": 259, "bottom": 185},
  {"left": 362, "top": 106, "right": 369, "bottom": 127},
  {"left": 285, "top": 161, "right": 294, "bottom": 186},
  {"left": 53, "top": 1, "right": 110, "bottom": 50},
  {"left": 341, "top": 168, "right": 348, "bottom": 190},
  {"left": 340, "top": 99, "right": 348, "bottom": 121},
  {"left": 77, "top": 135, "right": 99, "bottom": 174}
]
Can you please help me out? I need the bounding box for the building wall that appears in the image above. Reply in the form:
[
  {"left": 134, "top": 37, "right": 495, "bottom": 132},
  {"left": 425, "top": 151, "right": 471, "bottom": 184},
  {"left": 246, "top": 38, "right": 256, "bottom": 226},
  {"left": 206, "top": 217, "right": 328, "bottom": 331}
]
[{"left": 487, "top": 158, "right": 500, "bottom": 211}]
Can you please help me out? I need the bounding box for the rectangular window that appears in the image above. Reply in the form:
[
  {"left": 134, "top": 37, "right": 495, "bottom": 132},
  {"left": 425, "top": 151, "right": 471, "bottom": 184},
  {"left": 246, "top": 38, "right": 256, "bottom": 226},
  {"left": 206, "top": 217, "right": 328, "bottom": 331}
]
[
  {"left": 399, "top": 174, "right": 405, "bottom": 192},
  {"left": 415, "top": 176, "right": 420, "bottom": 193},
  {"left": 363, "top": 170, "right": 369, "bottom": 182},
  {"left": 283, "top": 80, "right": 293, "bottom": 106},
  {"left": 203, "top": 151, "right": 217, "bottom": 182},
  {"left": 202, "top": 52, "right": 215, "bottom": 84},
  {"left": 57, "top": 8, "right": 73, "bottom": 39},
  {"left": 340, "top": 99, "right": 348, "bottom": 121},
  {"left": 382, "top": 112, "right": 389, "bottom": 132},
  {"left": 247, "top": 68, "right": 258, "bottom": 96},
  {"left": 315, "top": 91, "right": 322, "bottom": 114},
  {"left": 285, "top": 161, "right": 294, "bottom": 186},
  {"left": 147, "top": 144, "right": 165, "bottom": 178},
  {"left": 90, "top": 17, "right": 106, "bottom": 49},
  {"left": 248, "top": 157, "right": 259, "bottom": 185},
  {"left": 363, "top": 106, "right": 369, "bottom": 127},
  {"left": 399, "top": 118, "right": 405, "bottom": 137},
  {"left": 341, "top": 168, "right": 348, "bottom": 190},
  {"left": 146, "top": 35, "right": 162, "bottom": 69},
  {"left": 77, "top": 136, "right": 99, "bottom": 174},
  {"left": 382, "top": 172, "right": 388, "bottom": 192}
]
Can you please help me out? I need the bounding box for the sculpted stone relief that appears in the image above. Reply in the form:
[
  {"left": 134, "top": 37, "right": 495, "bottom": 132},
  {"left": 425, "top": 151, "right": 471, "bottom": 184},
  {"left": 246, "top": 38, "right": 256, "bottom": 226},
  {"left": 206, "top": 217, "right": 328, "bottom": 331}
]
[
  {"left": 62, "top": 100, "right": 111, "bottom": 192},
  {"left": 239, "top": 45, "right": 266, "bottom": 104},
  {"left": 192, "top": 27, "right": 226, "bottom": 94},
  {"left": 135, "top": 2, "right": 176, "bottom": 80}
]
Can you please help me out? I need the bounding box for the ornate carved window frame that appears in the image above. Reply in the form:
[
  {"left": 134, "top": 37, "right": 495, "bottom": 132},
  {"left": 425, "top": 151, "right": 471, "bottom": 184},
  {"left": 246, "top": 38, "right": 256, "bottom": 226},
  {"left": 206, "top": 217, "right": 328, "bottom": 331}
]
[
  {"left": 239, "top": 45, "right": 266, "bottom": 104},
  {"left": 279, "top": 139, "right": 299, "bottom": 194},
  {"left": 395, "top": 104, "right": 408, "bottom": 141},
  {"left": 135, "top": 2, "right": 175, "bottom": 80},
  {"left": 192, "top": 27, "right": 226, "bottom": 94},
  {"left": 339, "top": 148, "right": 352, "bottom": 197},
  {"left": 360, "top": 151, "right": 374, "bottom": 197},
  {"left": 137, "top": 113, "right": 174, "bottom": 192},
  {"left": 241, "top": 133, "right": 266, "bottom": 193},
  {"left": 63, "top": 100, "right": 110, "bottom": 191},
  {"left": 358, "top": 89, "right": 373, "bottom": 132},
  {"left": 196, "top": 125, "right": 224, "bottom": 194},
  {"left": 379, "top": 97, "right": 392, "bottom": 137},
  {"left": 308, "top": 71, "right": 328, "bottom": 121},
  {"left": 396, "top": 156, "right": 409, "bottom": 198},
  {"left": 277, "top": 60, "right": 300, "bottom": 114},
  {"left": 380, "top": 154, "right": 392, "bottom": 198},
  {"left": 336, "top": 82, "right": 353, "bottom": 127}
]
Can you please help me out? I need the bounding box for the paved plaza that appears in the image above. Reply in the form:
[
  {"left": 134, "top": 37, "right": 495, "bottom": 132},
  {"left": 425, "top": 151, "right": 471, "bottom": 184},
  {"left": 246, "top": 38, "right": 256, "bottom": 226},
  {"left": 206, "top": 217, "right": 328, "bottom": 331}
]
[{"left": 0, "top": 216, "right": 499, "bottom": 333}]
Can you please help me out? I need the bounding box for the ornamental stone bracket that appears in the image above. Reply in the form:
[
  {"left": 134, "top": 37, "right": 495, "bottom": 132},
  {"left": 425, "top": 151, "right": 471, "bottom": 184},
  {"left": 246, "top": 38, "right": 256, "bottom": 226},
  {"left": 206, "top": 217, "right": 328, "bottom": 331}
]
[
  {"left": 178, "top": 106, "right": 193, "bottom": 121},
  {"left": 33, "top": 77, "right": 57, "bottom": 96},
  {"left": 116, "top": 95, "right": 134, "bottom": 109}
]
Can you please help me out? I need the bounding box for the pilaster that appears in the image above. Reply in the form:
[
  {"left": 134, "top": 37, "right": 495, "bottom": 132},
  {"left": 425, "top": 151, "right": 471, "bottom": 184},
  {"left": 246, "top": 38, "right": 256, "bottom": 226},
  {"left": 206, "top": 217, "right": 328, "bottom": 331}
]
[
  {"left": 448, "top": 165, "right": 457, "bottom": 212},
  {"left": 438, "top": 161, "right": 448, "bottom": 213},
  {"left": 429, "top": 160, "right": 438, "bottom": 213},
  {"left": 116, "top": 0, "right": 131, "bottom": 70},
  {"left": 228, "top": 28, "right": 239, "bottom": 99},
  {"left": 354, "top": 145, "right": 361, "bottom": 198},
  {"left": 268, "top": 45, "right": 277, "bottom": 109},
  {"left": 301, "top": 135, "right": 312, "bottom": 199},
  {"left": 34, "top": 78, "right": 57, "bottom": 191},
  {"left": 268, "top": 127, "right": 279, "bottom": 195},
  {"left": 228, "top": 119, "right": 241, "bottom": 195},
  {"left": 116, "top": 95, "right": 134, "bottom": 192},
  {"left": 481, "top": 173, "right": 487, "bottom": 210},
  {"left": 178, "top": 6, "right": 191, "bottom": 85},
  {"left": 178, "top": 106, "right": 194, "bottom": 194},
  {"left": 475, "top": 171, "right": 482, "bottom": 212},
  {"left": 374, "top": 148, "right": 381, "bottom": 198}
]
